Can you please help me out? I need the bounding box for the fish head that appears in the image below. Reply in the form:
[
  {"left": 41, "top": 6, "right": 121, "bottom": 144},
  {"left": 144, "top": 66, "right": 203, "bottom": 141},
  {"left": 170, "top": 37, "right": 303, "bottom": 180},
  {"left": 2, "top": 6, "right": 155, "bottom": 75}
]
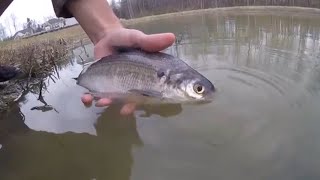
[
  {"left": 183, "top": 77, "right": 215, "bottom": 102},
  {"left": 164, "top": 70, "right": 215, "bottom": 102}
]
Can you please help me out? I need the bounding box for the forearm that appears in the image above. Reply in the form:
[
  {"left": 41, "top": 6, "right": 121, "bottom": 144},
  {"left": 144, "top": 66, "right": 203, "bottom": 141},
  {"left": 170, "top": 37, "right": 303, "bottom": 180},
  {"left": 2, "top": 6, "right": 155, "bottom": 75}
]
[{"left": 66, "top": 0, "right": 122, "bottom": 44}]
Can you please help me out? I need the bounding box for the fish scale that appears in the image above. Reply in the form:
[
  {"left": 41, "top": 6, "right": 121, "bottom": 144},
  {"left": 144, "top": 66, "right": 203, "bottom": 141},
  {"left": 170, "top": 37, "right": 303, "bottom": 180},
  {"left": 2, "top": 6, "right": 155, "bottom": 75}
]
[
  {"left": 111, "top": 61, "right": 158, "bottom": 91},
  {"left": 76, "top": 49, "right": 215, "bottom": 104}
]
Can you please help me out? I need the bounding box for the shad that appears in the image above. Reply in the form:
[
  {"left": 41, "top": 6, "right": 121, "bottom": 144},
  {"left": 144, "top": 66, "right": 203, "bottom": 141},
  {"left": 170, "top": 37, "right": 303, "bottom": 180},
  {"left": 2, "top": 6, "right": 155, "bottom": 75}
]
[{"left": 76, "top": 49, "right": 215, "bottom": 105}]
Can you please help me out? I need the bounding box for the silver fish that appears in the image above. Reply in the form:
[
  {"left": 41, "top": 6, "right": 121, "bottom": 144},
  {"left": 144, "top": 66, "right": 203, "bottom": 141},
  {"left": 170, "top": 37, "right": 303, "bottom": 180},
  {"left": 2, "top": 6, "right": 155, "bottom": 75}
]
[{"left": 76, "top": 49, "right": 215, "bottom": 104}]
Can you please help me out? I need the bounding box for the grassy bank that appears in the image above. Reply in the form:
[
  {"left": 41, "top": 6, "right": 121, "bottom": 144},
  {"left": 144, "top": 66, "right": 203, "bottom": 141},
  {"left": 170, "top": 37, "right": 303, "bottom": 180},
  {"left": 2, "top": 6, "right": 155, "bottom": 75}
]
[
  {"left": 0, "top": 39, "right": 68, "bottom": 75},
  {"left": 121, "top": 6, "right": 320, "bottom": 25},
  {"left": 0, "top": 24, "right": 90, "bottom": 78},
  {"left": 0, "top": 26, "right": 84, "bottom": 112},
  {"left": 0, "top": 25, "right": 90, "bottom": 50},
  {"left": 113, "top": 0, "right": 320, "bottom": 19}
]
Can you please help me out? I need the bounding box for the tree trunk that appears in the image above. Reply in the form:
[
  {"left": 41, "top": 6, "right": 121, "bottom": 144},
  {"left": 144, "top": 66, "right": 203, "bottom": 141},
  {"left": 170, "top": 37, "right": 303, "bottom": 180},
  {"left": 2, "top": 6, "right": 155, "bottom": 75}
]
[{"left": 127, "top": 0, "right": 134, "bottom": 19}]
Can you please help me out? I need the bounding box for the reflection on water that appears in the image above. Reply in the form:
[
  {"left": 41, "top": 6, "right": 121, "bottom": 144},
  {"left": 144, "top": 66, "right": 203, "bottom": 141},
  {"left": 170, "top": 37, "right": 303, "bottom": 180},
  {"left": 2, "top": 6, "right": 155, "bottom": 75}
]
[
  {"left": 0, "top": 105, "right": 139, "bottom": 180},
  {"left": 1, "top": 8, "right": 320, "bottom": 180}
]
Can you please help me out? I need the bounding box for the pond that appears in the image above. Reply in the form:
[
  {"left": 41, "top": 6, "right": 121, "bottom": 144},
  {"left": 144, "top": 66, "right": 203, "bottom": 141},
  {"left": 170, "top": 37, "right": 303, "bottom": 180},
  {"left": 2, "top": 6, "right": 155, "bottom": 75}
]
[{"left": 1, "top": 8, "right": 320, "bottom": 180}]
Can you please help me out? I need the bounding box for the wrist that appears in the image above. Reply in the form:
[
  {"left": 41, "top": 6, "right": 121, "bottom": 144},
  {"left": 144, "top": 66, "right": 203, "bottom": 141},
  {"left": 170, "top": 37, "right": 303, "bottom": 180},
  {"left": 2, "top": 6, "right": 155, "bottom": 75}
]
[
  {"left": 66, "top": 0, "right": 123, "bottom": 44},
  {"left": 95, "top": 23, "right": 123, "bottom": 45}
]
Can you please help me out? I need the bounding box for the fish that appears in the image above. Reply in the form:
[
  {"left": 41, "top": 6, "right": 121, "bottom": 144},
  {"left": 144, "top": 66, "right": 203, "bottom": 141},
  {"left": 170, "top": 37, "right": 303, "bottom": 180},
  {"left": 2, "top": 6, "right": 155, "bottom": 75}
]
[{"left": 76, "top": 48, "right": 215, "bottom": 105}]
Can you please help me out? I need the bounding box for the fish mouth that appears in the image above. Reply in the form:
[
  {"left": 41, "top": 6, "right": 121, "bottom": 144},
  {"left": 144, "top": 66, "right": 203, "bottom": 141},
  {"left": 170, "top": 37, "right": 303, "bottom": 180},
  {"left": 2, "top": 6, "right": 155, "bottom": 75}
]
[
  {"left": 185, "top": 93, "right": 214, "bottom": 104},
  {"left": 184, "top": 98, "right": 213, "bottom": 105},
  {"left": 199, "top": 91, "right": 215, "bottom": 103},
  {"left": 197, "top": 97, "right": 214, "bottom": 104}
]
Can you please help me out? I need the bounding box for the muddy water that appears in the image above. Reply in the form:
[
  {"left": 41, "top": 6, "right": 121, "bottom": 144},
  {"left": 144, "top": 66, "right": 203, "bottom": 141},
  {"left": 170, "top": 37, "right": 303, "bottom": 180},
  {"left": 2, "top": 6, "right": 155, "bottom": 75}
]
[{"left": 1, "top": 9, "right": 320, "bottom": 180}]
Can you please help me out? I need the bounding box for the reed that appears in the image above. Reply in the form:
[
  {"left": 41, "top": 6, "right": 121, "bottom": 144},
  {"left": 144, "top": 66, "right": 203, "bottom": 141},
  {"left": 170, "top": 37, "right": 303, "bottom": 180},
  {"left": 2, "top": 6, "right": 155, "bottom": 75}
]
[{"left": 0, "top": 38, "right": 74, "bottom": 112}]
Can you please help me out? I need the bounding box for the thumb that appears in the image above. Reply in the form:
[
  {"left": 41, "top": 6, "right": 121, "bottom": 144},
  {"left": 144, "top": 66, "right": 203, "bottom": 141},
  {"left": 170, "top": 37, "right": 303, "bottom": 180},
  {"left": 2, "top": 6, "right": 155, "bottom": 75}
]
[
  {"left": 136, "top": 32, "right": 176, "bottom": 52},
  {"left": 108, "top": 29, "right": 176, "bottom": 52}
]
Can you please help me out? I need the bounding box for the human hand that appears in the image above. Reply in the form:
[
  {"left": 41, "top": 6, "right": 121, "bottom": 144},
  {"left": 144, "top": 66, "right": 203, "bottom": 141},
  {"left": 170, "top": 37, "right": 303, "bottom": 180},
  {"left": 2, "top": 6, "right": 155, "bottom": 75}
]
[{"left": 81, "top": 27, "right": 176, "bottom": 115}]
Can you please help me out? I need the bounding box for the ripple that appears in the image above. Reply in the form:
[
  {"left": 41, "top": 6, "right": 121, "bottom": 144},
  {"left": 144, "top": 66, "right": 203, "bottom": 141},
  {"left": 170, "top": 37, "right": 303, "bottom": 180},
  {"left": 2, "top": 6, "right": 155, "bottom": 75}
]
[
  {"left": 2, "top": 8, "right": 320, "bottom": 180},
  {"left": 227, "top": 75, "right": 257, "bottom": 88},
  {"left": 215, "top": 65, "right": 296, "bottom": 96}
]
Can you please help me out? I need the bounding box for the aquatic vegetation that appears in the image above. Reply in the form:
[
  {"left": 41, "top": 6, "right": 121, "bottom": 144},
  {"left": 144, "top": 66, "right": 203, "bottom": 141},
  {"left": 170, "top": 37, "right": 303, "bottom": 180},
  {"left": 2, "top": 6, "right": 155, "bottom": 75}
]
[
  {"left": 0, "top": 39, "right": 68, "bottom": 77},
  {"left": 0, "top": 25, "right": 90, "bottom": 49},
  {"left": 0, "top": 39, "right": 70, "bottom": 112}
]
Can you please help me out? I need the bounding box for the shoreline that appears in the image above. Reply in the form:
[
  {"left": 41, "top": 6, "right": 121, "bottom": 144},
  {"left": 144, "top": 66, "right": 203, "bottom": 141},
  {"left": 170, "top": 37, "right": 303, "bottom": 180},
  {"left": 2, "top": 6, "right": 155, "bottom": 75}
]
[
  {"left": 121, "top": 6, "right": 320, "bottom": 25},
  {"left": 1, "top": 6, "right": 320, "bottom": 49}
]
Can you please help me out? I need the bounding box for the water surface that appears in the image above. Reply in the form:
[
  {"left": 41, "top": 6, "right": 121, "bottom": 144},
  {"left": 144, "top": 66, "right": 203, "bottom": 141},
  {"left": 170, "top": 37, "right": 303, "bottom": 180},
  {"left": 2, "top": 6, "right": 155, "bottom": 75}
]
[{"left": 1, "top": 9, "right": 320, "bottom": 180}]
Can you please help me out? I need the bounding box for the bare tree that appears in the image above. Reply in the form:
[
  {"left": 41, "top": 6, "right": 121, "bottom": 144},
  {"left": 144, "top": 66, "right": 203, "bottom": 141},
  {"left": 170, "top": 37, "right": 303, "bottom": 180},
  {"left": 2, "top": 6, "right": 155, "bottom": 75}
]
[
  {"left": 4, "top": 18, "right": 12, "bottom": 37},
  {"left": 22, "top": 18, "right": 37, "bottom": 30},
  {"left": 10, "top": 13, "right": 17, "bottom": 32},
  {"left": 127, "top": 0, "right": 134, "bottom": 19},
  {"left": 113, "top": 0, "right": 320, "bottom": 19},
  {"left": 0, "top": 23, "right": 7, "bottom": 40}
]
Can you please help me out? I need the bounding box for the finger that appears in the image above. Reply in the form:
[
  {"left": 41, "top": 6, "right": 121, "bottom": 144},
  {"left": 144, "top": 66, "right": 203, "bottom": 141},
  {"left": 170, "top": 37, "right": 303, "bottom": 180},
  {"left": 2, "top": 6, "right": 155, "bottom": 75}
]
[
  {"left": 81, "top": 94, "right": 94, "bottom": 107},
  {"left": 138, "top": 32, "right": 176, "bottom": 52},
  {"left": 94, "top": 29, "right": 176, "bottom": 59},
  {"left": 95, "top": 98, "right": 112, "bottom": 107},
  {"left": 109, "top": 29, "right": 176, "bottom": 52},
  {"left": 120, "top": 103, "right": 137, "bottom": 116}
]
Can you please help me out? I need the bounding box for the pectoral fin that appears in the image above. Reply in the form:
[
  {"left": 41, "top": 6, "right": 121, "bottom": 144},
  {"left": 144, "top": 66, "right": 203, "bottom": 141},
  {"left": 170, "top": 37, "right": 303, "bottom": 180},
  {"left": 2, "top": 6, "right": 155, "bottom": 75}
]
[{"left": 128, "top": 89, "right": 163, "bottom": 98}]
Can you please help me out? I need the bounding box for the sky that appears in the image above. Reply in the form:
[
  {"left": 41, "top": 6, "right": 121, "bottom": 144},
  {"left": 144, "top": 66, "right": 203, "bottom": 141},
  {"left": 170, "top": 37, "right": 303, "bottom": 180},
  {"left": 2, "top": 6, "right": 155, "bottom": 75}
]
[
  {"left": 0, "top": 0, "right": 57, "bottom": 36},
  {"left": 0, "top": 0, "right": 112, "bottom": 36}
]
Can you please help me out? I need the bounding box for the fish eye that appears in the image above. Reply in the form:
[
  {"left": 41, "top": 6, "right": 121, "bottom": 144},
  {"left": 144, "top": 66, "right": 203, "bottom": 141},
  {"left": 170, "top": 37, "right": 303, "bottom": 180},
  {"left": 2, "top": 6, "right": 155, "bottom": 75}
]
[{"left": 193, "top": 84, "right": 205, "bottom": 94}]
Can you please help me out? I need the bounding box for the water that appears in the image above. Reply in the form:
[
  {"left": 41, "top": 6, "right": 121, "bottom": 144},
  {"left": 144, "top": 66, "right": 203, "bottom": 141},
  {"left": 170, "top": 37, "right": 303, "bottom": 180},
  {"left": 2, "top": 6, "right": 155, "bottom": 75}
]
[{"left": 1, "top": 8, "right": 320, "bottom": 180}]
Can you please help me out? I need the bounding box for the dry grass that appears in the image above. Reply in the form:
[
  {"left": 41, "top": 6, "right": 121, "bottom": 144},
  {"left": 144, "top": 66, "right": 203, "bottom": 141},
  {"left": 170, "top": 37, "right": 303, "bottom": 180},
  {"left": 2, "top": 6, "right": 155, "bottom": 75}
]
[
  {"left": 0, "top": 29, "right": 79, "bottom": 112},
  {"left": 0, "top": 39, "right": 68, "bottom": 77},
  {"left": 0, "top": 25, "right": 91, "bottom": 79},
  {"left": 0, "top": 25, "right": 90, "bottom": 50}
]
